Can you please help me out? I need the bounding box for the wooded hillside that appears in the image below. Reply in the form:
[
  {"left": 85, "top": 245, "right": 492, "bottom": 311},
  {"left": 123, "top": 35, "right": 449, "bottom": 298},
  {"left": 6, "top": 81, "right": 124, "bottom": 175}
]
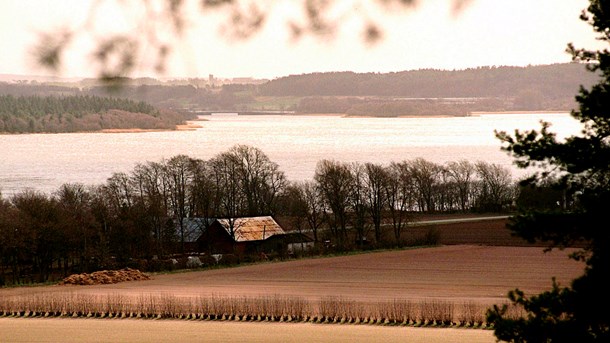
[
  {"left": 259, "top": 63, "right": 597, "bottom": 98},
  {"left": 0, "top": 95, "right": 191, "bottom": 133},
  {"left": 0, "top": 63, "right": 599, "bottom": 118}
]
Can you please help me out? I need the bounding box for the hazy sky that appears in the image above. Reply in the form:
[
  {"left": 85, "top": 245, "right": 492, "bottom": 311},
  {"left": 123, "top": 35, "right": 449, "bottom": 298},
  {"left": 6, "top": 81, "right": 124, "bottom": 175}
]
[{"left": 0, "top": 0, "right": 603, "bottom": 79}]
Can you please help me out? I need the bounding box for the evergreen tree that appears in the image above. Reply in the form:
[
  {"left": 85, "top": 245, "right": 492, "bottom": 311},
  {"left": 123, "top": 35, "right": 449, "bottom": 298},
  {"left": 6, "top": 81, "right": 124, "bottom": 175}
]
[{"left": 488, "top": 1, "right": 610, "bottom": 341}]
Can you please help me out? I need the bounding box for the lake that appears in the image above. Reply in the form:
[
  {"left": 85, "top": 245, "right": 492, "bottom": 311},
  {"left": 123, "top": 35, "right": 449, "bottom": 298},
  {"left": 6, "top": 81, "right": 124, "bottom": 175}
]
[{"left": 0, "top": 112, "right": 580, "bottom": 196}]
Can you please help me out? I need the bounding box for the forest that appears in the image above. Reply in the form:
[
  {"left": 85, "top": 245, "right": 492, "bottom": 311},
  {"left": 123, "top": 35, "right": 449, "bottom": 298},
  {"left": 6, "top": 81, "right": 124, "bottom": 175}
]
[
  {"left": 259, "top": 63, "right": 596, "bottom": 98},
  {"left": 260, "top": 63, "right": 598, "bottom": 115},
  {"left": 0, "top": 145, "right": 535, "bottom": 286},
  {"left": 0, "top": 94, "right": 194, "bottom": 133}
]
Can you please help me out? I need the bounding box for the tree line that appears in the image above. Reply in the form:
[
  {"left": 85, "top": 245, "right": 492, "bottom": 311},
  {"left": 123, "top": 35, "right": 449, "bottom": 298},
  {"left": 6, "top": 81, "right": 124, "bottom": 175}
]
[
  {"left": 0, "top": 82, "right": 247, "bottom": 114},
  {"left": 262, "top": 63, "right": 599, "bottom": 114},
  {"left": 259, "top": 63, "right": 597, "bottom": 99},
  {"left": 0, "top": 94, "right": 192, "bottom": 133},
  {"left": 0, "top": 145, "right": 517, "bottom": 285}
]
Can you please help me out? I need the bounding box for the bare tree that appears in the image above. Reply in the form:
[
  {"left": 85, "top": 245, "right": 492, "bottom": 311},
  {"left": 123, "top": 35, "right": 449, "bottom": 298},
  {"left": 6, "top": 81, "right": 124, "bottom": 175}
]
[
  {"left": 164, "top": 155, "right": 196, "bottom": 253},
  {"left": 130, "top": 161, "right": 172, "bottom": 257},
  {"left": 385, "top": 161, "right": 415, "bottom": 243},
  {"left": 55, "top": 183, "right": 98, "bottom": 273},
  {"left": 364, "top": 162, "right": 388, "bottom": 244},
  {"left": 445, "top": 160, "right": 476, "bottom": 212},
  {"left": 226, "top": 145, "right": 287, "bottom": 216},
  {"left": 433, "top": 165, "right": 455, "bottom": 212},
  {"left": 350, "top": 162, "right": 370, "bottom": 246},
  {"left": 87, "top": 185, "right": 114, "bottom": 269},
  {"left": 0, "top": 195, "right": 23, "bottom": 284},
  {"left": 102, "top": 172, "right": 156, "bottom": 261},
  {"left": 301, "top": 180, "right": 325, "bottom": 244},
  {"left": 314, "top": 159, "right": 353, "bottom": 246},
  {"left": 410, "top": 158, "right": 441, "bottom": 212},
  {"left": 189, "top": 158, "right": 217, "bottom": 253},
  {"left": 278, "top": 183, "right": 310, "bottom": 251},
  {"left": 105, "top": 172, "right": 134, "bottom": 210},
  {"left": 209, "top": 151, "right": 245, "bottom": 244},
  {"left": 11, "top": 190, "right": 62, "bottom": 282},
  {"left": 474, "top": 161, "right": 515, "bottom": 212}
]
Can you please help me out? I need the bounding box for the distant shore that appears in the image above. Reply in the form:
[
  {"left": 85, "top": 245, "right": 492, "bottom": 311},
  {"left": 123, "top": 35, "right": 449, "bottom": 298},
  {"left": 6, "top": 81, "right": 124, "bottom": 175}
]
[
  {"left": 0, "top": 122, "right": 204, "bottom": 135},
  {"left": 342, "top": 110, "right": 571, "bottom": 118},
  {"left": 100, "top": 122, "right": 203, "bottom": 133},
  {"left": 469, "top": 110, "right": 570, "bottom": 115},
  {"left": 344, "top": 114, "right": 456, "bottom": 118}
]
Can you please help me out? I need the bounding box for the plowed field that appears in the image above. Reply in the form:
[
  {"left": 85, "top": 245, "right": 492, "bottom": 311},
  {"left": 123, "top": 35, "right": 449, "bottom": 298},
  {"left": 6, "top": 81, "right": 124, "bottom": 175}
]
[{"left": 1, "top": 243, "right": 583, "bottom": 343}]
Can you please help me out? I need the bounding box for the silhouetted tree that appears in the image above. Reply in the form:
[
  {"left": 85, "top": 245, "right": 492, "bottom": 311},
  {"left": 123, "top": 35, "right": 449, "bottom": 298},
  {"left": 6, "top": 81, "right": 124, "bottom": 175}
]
[
  {"left": 164, "top": 155, "right": 195, "bottom": 253},
  {"left": 300, "top": 180, "right": 326, "bottom": 244},
  {"left": 11, "top": 190, "right": 62, "bottom": 282},
  {"left": 385, "top": 161, "right": 415, "bottom": 243},
  {"left": 226, "top": 144, "right": 287, "bottom": 216},
  {"left": 350, "top": 163, "right": 370, "bottom": 246},
  {"left": 445, "top": 160, "right": 476, "bottom": 212},
  {"left": 209, "top": 150, "right": 245, "bottom": 244},
  {"left": 410, "top": 158, "right": 441, "bottom": 212},
  {"left": 488, "top": 1, "right": 610, "bottom": 341},
  {"left": 364, "top": 162, "right": 388, "bottom": 243},
  {"left": 0, "top": 195, "right": 21, "bottom": 284},
  {"left": 277, "top": 183, "right": 310, "bottom": 249},
  {"left": 314, "top": 160, "right": 353, "bottom": 246},
  {"left": 130, "top": 161, "right": 172, "bottom": 257},
  {"left": 55, "top": 183, "right": 99, "bottom": 274},
  {"left": 474, "top": 161, "right": 515, "bottom": 212}
]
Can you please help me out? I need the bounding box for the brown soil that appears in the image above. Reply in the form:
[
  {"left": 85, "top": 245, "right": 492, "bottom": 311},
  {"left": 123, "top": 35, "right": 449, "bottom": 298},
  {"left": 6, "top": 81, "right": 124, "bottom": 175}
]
[
  {"left": 0, "top": 218, "right": 584, "bottom": 343},
  {"left": 2, "top": 245, "right": 583, "bottom": 307},
  {"left": 410, "top": 218, "right": 531, "bottom": 246}
]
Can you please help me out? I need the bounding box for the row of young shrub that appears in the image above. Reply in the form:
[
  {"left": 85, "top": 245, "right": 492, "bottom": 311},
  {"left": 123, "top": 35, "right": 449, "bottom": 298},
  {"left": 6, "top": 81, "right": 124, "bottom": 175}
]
[{"left": 0, "top": 293, "right": 525, "bottom": 328}]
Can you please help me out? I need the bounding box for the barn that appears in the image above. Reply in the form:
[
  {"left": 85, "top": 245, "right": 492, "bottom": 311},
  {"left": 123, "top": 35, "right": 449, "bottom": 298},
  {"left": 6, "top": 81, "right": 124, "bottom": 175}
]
[{"left": 199, "top": 216, "right": 287, "bottom": 255}]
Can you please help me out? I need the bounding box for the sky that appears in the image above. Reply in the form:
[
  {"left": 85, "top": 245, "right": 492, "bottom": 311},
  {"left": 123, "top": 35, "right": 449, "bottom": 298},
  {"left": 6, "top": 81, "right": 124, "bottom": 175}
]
[{"left": 0, "top": 0, "right": 604, "bottom": 80}]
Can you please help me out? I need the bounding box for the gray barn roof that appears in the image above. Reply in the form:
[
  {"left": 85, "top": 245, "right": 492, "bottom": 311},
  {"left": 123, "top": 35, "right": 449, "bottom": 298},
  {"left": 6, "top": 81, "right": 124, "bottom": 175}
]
[{"left": 175, "top": 218, "right": 215, "bottom": 243}]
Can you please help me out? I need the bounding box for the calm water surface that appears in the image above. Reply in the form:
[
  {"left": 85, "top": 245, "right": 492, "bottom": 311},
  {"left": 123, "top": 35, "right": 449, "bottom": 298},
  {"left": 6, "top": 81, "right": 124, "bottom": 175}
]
[{"left": 0, "top": 113, "right": 580, "bottom": 195}]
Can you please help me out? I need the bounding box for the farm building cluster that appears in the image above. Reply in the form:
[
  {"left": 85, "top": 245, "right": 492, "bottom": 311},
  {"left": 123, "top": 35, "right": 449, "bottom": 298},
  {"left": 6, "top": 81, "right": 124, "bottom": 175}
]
[{"left": 175, "top": 216, "right": 314, "bottom": 257}]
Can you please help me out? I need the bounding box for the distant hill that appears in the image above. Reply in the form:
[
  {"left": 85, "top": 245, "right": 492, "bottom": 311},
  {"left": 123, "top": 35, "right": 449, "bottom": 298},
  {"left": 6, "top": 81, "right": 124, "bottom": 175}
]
[
  {"left": 0, "top": 63, "right": 599, "bottom": 117},
  {"left": 259, "top": 63, "right": 598, "bottom": 98},
  {"left": 253, "top": 63, "right": 598, "bottom": 115},
  {"left": 0, "top": 74, "right": 83, "bottom": 83}
]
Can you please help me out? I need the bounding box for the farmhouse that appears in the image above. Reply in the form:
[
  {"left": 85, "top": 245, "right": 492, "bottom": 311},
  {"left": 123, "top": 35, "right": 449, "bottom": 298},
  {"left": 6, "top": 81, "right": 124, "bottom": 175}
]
[{"left": 199, "top": 216, "right": 287, "bottom": 255}]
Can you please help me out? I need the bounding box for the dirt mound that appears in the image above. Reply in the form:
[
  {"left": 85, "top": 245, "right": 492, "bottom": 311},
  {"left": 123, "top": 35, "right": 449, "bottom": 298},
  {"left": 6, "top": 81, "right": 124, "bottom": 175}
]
[{"left": 59, "top": 268, "right": 151, "bottom": 285}]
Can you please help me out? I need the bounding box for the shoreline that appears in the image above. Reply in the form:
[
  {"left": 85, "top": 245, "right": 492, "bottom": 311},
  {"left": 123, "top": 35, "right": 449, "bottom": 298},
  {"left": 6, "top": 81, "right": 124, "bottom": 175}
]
[
  {"left": 344, "top": 114, "right": 456, "bottom": 118},
  {"left": 0, "top": 122, "right": 204, "bottom": 135},
  {"left": 469, "top": 110, "right": 570, "bottom": 115},
  {"left": 101, "top": 123, "right": 203, "bottom": 133}
]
